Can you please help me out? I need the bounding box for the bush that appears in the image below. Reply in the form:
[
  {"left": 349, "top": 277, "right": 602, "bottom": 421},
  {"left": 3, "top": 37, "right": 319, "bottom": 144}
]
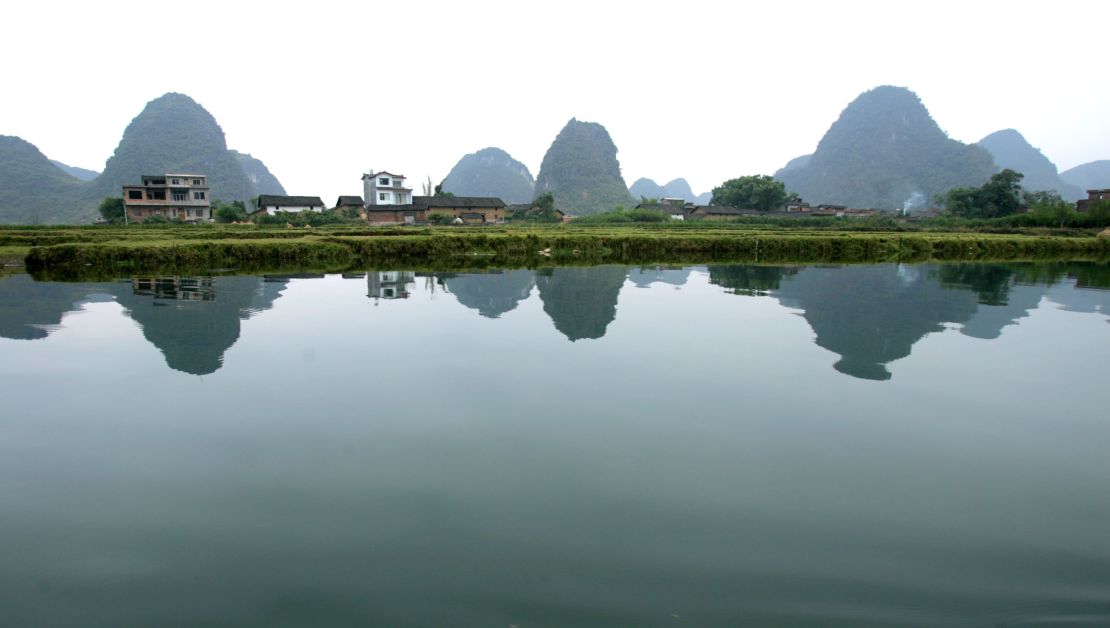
[
  {"left": 214, "top": 201, "right": 248, "bottom": 223},
  {"left": 573, "top": 208, "right": 670, "bottom": 224},
  {"left": 252, "top": 211, "right": 349, "bottom": 227},
  {"left": 428, "top": 212, "right": 455, "bottom": 225}
]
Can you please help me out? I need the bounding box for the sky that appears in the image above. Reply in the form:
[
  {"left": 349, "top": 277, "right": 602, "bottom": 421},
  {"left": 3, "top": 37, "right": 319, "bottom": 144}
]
[{"left": 2, "top": 0, "right": 1108, "bottom": 203}]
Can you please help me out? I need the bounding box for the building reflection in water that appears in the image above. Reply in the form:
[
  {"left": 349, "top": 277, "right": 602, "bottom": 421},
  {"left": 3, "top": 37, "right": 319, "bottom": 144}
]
[
  {"left": 367, "top": 271, "right": 416, "bottom": 301},
  {"left": 131, "top": 276, "right": 216, "bottom": 302}
]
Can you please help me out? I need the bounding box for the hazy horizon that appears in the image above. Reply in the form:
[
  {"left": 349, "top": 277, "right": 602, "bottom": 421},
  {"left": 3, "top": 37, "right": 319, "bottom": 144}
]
[{"left": 4, "top": 0, "right": 1107, "bottom": 204}]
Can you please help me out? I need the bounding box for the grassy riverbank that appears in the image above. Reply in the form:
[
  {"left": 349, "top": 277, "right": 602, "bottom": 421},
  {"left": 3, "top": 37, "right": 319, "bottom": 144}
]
[{"left": 7, "top": 223, "right": 1109, "bottom": 279}]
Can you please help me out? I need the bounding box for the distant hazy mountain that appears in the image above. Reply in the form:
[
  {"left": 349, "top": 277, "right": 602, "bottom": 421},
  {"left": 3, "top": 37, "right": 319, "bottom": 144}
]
[
  {"left": 49, "top": 160, "right": 99, "bottom": 181},
  {"left": 534, "top": 118, "right": 634, "bottom": 214},
  {"left": 629, "top": 178, "right": 666, "bottom": 200},
  {"left": 775, "top": 86, "right": 996, "bottom": 210},
  {"left": 977, "top": 129, "right": 1083, "bottom": 200},
  {"left": 442, "top": 147, "right": 534, "bottom": 204},
  {"left": 1060, "top": 160, "right": 1110, "bottom": 193},
  {"left": 629, "top": 177, "right": 706, "bottom": 203},
  {"left": 231, "top": 150, "right": 286, "bottom": 197},
  {"left": 0, "top": 93, "right": 285, "bottom": 223},
  {"left": 0, "top": 136, "right": 85, "bottom": 224},
  {"left": 773, "top": 154, "right": 812, "bottom": 178}
]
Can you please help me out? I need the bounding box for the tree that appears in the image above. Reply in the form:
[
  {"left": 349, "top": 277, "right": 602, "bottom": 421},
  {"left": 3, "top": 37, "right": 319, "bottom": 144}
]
[
  {"left": 943, "top": 169, "right": 1024, "bottom": 218},
  {"left": 534, "top": 191, "right": 555, "bottom": 211},
  {"left": 422, "top": 175, "right": 434, "bottom": 196},
  {"left": 97, "top": 196, "right": 125, "bottom": 223},
  {"left": 433, "top": 183, "right": 455, "bottom": 197},
  {"left": 710, "top": 175, "right": 791, "bottom": 211},
  {"left": 214, "top": 200, "right": 248, "bottom": 223}
]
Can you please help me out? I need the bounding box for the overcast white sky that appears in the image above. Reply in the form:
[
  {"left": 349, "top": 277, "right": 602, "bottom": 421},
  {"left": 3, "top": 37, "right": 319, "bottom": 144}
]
[{"left": 3, "top": 0, "right": 1107, "bottom": 202}]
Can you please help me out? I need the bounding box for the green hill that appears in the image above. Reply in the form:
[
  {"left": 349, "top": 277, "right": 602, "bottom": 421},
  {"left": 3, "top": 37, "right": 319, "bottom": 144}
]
[
  {"left": 0, "top": 136, "right": 85, "bottom": 224},
  {"left": 977, "top": 129, "right": 1083, "bottom": 200},
  {"left": 442, "top": 147, "right": 534, "bottom": 204},
  {"left": 776, "top": 86, "right": 996, "bottom": 210},
  {"left": 87, "top": 93, "right": 255, "bottom": 207},
  {"left": 534, "top": 119, "right": 634, "bottom": 214},
  {"left": 1060, "top": 160, "right": 1110, "bottom": 192},
  {"left": 232, "top": 150, "right": 286, "bottom": 196},
  {"left": 0, "top": 93, "right": 285, "bottom": 223}
]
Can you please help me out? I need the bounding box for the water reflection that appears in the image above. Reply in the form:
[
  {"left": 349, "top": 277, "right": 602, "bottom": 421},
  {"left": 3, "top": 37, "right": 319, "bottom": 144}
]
[
  {"left": 113, "top": 276, "right": 287, "bottom": 375},
  {"left": 2, "top": 263, "right": 1107, "bottom": 379},
  {"left": 3, "top": 264, "right": 1109, "bottom": 626},
  {"left": 775, "top": 265, "right": 981, "bottom": 380},
  {"left": 535, "top": 266, "right": 628, "bottom": 341},
  {"left": 437, "top": 270, "right": 535, "bottom": 318},
  {"left": 0, "top": 274, "right": 287, "bottom": 375},
  {"left": 367, "top": 271, "right": 416, "bottom": 300}
]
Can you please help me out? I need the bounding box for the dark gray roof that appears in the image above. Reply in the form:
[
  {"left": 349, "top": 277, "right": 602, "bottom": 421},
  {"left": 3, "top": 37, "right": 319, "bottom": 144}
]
[
  {"left": 413, "top": 196, "right": 506, "bottom": 209},
  {"left": 258, "top": 195, "right": 325, "bottom": 207},
  {"left": 691, "top": 205, "right": 750, "bottom": 215},
  {"left": 335, "top": 195, "right": 363, "bottom": 207}
]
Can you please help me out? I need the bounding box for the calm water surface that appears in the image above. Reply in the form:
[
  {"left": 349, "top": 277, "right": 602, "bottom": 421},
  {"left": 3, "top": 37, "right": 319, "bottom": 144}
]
[{"left": 1, "top": 263, "right": 1108, "bottom": 626}]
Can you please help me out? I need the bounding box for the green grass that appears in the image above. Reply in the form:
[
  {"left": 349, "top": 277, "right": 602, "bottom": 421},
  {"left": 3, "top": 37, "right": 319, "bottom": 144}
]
[{"left": 7, "top": 223, "right": 1109, "bottom": 280}]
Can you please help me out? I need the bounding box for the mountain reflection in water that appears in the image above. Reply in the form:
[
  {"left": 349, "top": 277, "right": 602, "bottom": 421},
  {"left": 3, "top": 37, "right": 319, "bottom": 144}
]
[
  {"left": 1, "top": 263, "right": 1106, "bottom": 379},
  {"left": 0, "top": 274, "right": 287, "bottom": 374}
]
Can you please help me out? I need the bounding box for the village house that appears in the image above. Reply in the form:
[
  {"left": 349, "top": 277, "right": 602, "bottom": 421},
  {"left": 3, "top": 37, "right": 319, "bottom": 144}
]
[
  {"left": 365, "top": 196, "right": 508, "bottom": 225},
  {"left": 122, "top": 173, "right": 211, "bottom": 223},
  {"left": 420, "top": 196, "right": 507, "bottom": 224},
  {"left": 362, "top": 171, "right": 414, "bottom": 206},
  {"left": 333, "top": 196, "right": 364, "bottom": 212},
  {"left": 1076, "top": 189, "right": 1110, "bottom": 213},
  {"left": 685, "top": 206, "right": 760, "bottom": 220},
  {"left": 506, "top": 204, "right": 570, "bottom": 222},
  {"left": 328, "top": 171, "right": 508, "bottom": 225},
  {"left": 252, "top": 195, "right": 327, "bottom": 216}
]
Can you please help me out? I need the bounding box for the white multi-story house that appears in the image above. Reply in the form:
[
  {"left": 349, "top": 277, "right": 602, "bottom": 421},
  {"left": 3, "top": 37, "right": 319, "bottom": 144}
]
[{"left": 362, "top": 171, "right": 413, "bottom": 206}]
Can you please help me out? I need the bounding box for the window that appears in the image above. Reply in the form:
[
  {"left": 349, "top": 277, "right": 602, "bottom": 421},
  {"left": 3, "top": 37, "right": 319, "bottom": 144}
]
[
  {"left": 192, "top": 179, "right": 201, "bottom": 185},
  {"left": 379, "top": 177, "right": 390, "bottom": 186},
  {"left": 171, "top": 178, "right": 180, "bottom": 184},
  {"left": 172, "top": 191, "right": 188, "bottom": 201},
  {"left": 149, "top": 191, "right": 165, "bottom": 200},
  {"left": 379, "top": 193, "right": 387, "bottom": 201},
  {"left": 128, "top": 190, "right": 143, "bottom": 200},
  {"left": 193, "top": 191, "right": 206, "bottom": 200}
]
